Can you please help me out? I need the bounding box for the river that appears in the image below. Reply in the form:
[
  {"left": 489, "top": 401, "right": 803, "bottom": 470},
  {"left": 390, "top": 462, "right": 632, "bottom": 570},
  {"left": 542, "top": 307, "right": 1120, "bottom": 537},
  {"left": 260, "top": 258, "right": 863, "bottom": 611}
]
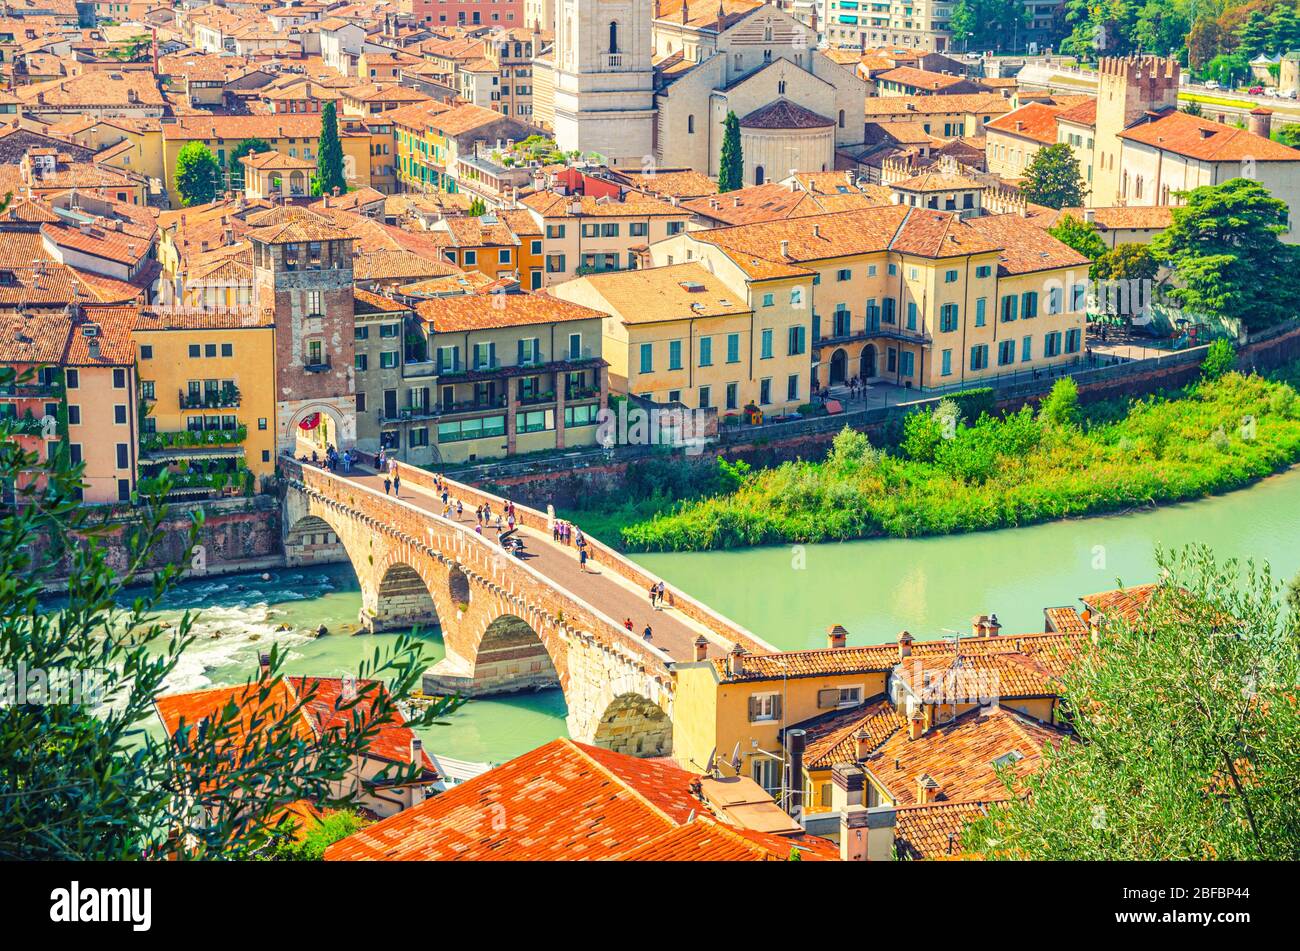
[{"left": 145, "top": 466, "right": 1300, "bottom": 765}]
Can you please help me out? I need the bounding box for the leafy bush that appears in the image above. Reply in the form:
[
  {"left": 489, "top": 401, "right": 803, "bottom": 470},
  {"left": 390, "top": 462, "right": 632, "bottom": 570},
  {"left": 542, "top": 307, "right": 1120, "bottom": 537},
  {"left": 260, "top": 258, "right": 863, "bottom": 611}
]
[
  {"left": 1200, "top": 339, "right": 1237, "bottom": 381},
  {"left": 621, "top": 369, "right": 1300, "bottom": 549}
]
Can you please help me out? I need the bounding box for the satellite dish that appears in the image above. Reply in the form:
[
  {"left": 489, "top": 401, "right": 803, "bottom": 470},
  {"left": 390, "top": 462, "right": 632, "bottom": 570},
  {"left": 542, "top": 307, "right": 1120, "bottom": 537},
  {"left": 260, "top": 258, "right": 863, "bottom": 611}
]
[{"left": 728, "top": 740, "right": 742, "bottom": 775}]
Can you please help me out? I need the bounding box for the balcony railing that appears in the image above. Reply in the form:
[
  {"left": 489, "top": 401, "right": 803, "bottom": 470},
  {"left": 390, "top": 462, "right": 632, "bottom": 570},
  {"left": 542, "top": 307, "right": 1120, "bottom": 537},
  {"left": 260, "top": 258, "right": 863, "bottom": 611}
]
[
  {"left": 179, "top": 388, "right": 240, "bottom": 409},
  {"left": 141, "top": 425, "right": 248, "bottom": 453},
  {"left": 603, "top": 53, "right": 624, "bottom": 70},
  {"left": 304, "top": 356, "right": 332, "bottom": 373}
]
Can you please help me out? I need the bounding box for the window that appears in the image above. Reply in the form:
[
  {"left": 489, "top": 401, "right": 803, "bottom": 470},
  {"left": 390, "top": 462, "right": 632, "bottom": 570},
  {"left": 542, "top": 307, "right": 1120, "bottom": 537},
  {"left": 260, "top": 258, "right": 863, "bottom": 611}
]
[
  {"left": 464, "top": 250, "right": 478, "bottom": 265},
  {"left": 759, "top": 378, "right": 771, "bottom": 405},
  {"left": 355, "top": 354, "right": 368, "bottom": 371},
  {"left": 1021, "top": 291, "right": 1038, "bottom": 319},
  {"left": 221, "top": 343, "right": 233, "bottom": 357},
  {"left": 939, "top": 303, "right": 958, "bottom": 333},
  {"left": 976, "top": 264, "right": 992, "bottom": 279},
  {"left": 699, "top": 336, "right": 712, "bottom": 367},
  {"left": 68, "top": 405, "right": 81, "bottom": 425},
  {"left": 837, "top": 268, "right": 851, "bottom": 282},
  {"left": 517, "top": 409, "right": 555, "bottom": 433},
  {"left": 970, "top": 344, "right": 989, "bottom": 371},
  {"left": 749, "top": 692, "right": 781, "bottom": 722},
  {"left": 188, "top": 345, "right": 200, "bottom": 358},
  {"left": 1045, "top": 331, "right": 1063, "bottom": 357},
  {"left": 204, "top": 344, "right": 216, "bottom": 358},
  {"left": 498, "top": 249, "right": 511, "bottom": 264},
  {"left": 565, "top": 404, "right": 599, "bottom": 426},
  {"left": 906, "top": 301, "right": 917, "bottom": 331},
  {"left": 69, "top": 444, "right": 82, "bottom": 465},
  {"left": 1071, "top": 283, "right": 1087, "bottom": 311},
  {"left": 667, "top": 222, "right": 684, "bottom": 236},
  {"left": 355, "top": 326, "right": 369, "bottom": 340},
  {"left": 639, "top": 343, "right": 653, "bottom": 374},
  {"left": 760, "top": 328, "right": 773, "bottom": 359},
  {"left": 140, "top": 381, "right": 154, "bottom": 400},
  {"left": 356, "top": 394, "right": 367, "bottom": 413},
  {"left": 787, "top": 326, "right": 806, "bottom": 356},
  {"left": 518, "top": 337, "right": 540, "bottom": 365},
  {"left": 944, "top": 269, "right": 958, "bottom": 283},
  {"left": 1000, "top": 295, "right": 1018, "bottom": 322},
  {"left": 409, "top": 427, "right": 429, "bottom": 448},
  {"left": 998, "top": 340, "right": 1016, "bottom": 366},
  {"left": 1048, "top": 286, "right": 1063, "bottom": 315},
  {"left": 698, "top": 385, "right": 711, "bottom": 409},
  {"left": 114, "top": 405, "right": 127, "bottom": 425},
  {"left": 975, "top": 297, "right": 987, "bottom": 327},
  {"left": 546, "top": 254, "right": 566, "bottom": 273},
  {"left": 380, "top": 351, "right": 398, "bottom": 369},
  {"left": 882, "top": 297, "right": 896, "bottom": 324},
  {"left": 726, "top": 333, "right": 740, "bottom": 364},
  {"left": 668, "top": 339, "right": 682, "bottom": 370},
  {"left": 790, "top": 288, "right": 803, "bottom": 307},
  {"left": 752, "top": 758, "right": 780, "bottom": 797},
  {"left": 941, "top": 349, "right": 952, "bottom": 377},
  {"left": 629, "top": 222, "right": 647, "bottom": 237},
  {"left": 140, "top": 345, "right": 153, "bottom": 359},
  {"left": 838, "top": 686, "right": 864, "bottom": 707},
  {"left": 546, "top": 224, "right": 566, "bottom": 239},
  {"left": 1066, "top": 328, "right": 1082, "bottom": 354},
  {"left": 725, "top": 382, "right": 738, "bottom": 410},
  {"left": 787, "top": 374, "right": 799, "bottom": 401},
  {"left": 116, "top": 443, "right": 129, "bottom": 469},
  {"left": 762, "top": 293, "right": 774, "bottom": 307},
  {"left": 118, "top": 479, "right": 131, "bottom": 502},
  {"left": 1022, "top": 335, "right": 1033, "bottom": 362},
  {"left": 900, "top": 351, "right": 914, "bottom": 377}
]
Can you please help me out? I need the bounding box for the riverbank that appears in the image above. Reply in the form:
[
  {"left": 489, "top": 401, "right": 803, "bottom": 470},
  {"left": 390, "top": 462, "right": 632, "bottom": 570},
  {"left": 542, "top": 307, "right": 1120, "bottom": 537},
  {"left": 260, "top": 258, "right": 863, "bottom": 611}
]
[{"left": 615, "top": 367, "right": 1300, "bottom": 551}]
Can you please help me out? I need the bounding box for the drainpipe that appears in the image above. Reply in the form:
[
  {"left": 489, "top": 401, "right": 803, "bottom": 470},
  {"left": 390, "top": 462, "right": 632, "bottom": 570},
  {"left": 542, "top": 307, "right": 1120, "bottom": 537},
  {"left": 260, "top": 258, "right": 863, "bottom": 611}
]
[{"left": 785, "top": 727, "right": 807, "bottom": 825}]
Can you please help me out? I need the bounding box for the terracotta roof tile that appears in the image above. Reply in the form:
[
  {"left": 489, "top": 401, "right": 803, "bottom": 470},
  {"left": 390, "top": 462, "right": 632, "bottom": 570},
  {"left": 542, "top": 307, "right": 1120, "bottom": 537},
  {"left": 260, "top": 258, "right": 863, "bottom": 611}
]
[
  {"left": 740, "top": 98, "right": 834, "bottom": 130},
  {"left": 986, "top": 101, "right": 1070, "bottom": 145},
  {"left": 893, "top": 800, "right": 993, "bottom": 859},
  {"left": 621, "top": 815, "right": 836, "bottom": 860},
  {"left": 416, "top": 290, "right": 605, "bottom": 333},
  {"left": 1118, "top": 109, "right": 1300, "bottom": 162}
]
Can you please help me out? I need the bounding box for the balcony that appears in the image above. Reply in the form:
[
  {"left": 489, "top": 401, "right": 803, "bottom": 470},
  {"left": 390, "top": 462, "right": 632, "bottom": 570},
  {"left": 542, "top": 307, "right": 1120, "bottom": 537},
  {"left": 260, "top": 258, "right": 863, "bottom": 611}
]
[
  {"left": 440, "top": 396, "right": 508, "bottom": 415},
  {"left": 379, "top": 406, "right": 439, "bottom": 424},
  {"left": 0, "top": 379, "right": 62, "bottom": 399},
  {"left": 179, "top": 386, "right": 240, "bottom": 409},
  {"left": 304, "top": 356, "right": 332, "bottom": 373},
  {"left": 602, "top": 53, "right": 624, "bottom": 70}
]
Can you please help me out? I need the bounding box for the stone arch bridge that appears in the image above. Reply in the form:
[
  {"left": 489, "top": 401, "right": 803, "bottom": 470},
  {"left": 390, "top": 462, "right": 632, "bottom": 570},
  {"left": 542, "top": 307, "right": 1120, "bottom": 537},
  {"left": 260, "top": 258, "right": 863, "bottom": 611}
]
[{"left": 280, "top": 457, "right": 774, "bottom": 756}]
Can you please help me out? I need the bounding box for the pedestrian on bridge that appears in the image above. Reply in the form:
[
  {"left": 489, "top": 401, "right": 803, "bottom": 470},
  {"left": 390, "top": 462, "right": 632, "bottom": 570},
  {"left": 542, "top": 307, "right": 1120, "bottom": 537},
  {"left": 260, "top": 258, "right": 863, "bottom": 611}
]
[
  {"left": 655, "top": 581, "right": 666, "bottom": 607},
  {"left": 624, "top": 617, "right": 634, "bottom": 630},
  {"left": 643, "top": 625, "right": 653, "bottom": 642},
  {"left": 579, "top": 547, "right": 589, "bottom": 572},
  {"left": 383, "top": 477, "right": 392, "bottom": 495},
  {"left": 393, "top": 473, "right": 401, "bottom": 496},
  {"left": 648, "top": 584, "right": 658, "bottom": 611}
]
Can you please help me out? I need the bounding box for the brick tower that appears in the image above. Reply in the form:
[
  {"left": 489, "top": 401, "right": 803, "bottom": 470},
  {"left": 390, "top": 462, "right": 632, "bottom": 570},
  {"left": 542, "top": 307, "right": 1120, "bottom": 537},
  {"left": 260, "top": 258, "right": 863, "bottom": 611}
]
[
  {"left": 249, "top": 209, "right": 357, "bottom": 455},
  {"left": 1092, "top": 56, "right": 1181, "bottom": 207}
]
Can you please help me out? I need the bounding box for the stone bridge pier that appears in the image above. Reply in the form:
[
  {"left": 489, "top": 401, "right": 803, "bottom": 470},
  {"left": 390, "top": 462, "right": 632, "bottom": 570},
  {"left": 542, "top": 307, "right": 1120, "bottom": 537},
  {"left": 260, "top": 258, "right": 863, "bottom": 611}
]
[{"left": 281, "top": 469, "right": 676, "bottom": 755}]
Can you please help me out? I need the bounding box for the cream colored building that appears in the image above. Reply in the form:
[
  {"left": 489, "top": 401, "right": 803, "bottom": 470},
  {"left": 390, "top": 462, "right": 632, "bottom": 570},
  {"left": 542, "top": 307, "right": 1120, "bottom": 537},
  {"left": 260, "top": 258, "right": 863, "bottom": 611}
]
[
  {"left": 553, "top": 261, "right": 812, "bottom": 415},
  {"left": 638, "top": 206, "right": 1089, "bottom": 394}
]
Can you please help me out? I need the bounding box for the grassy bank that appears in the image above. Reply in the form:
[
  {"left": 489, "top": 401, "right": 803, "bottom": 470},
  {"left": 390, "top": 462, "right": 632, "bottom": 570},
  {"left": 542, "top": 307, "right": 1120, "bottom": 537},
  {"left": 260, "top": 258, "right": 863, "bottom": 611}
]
[{"left": 617, "top": 366, "right": 1300, "bottom": 551}]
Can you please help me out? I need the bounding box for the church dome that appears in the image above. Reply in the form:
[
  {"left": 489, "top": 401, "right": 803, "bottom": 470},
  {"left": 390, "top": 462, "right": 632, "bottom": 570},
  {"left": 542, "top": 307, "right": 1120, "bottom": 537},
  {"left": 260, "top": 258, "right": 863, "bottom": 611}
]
[{"left": 739, "top": 99, "right": 835, "bottom": 131}]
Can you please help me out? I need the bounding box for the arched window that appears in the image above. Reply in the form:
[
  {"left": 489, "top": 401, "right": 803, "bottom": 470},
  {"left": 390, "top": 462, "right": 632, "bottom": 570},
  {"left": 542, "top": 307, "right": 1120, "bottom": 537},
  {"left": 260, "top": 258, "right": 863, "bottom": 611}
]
[
  {"left": 687, "top": 115, "right": 695, "bottom": 133},
  {"left": 838, "top": 109, "right": 845, "bottom": 128},
  {"left": 1135, "top": 175, "right": 1143, "bottom": 200},
  {"left": 777, "top": 80, "right": 786, "bottom": 95},
  {"left": 755, "top": 165, "right": 765, "bottom": 185},
  {"left": 609, "top": 21, "right": 618, "bottom": 54}
]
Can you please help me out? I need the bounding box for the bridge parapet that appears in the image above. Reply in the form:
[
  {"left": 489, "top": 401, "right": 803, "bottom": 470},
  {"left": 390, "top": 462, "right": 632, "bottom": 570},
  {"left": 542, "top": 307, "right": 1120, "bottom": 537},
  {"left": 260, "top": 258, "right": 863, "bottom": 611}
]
[{"left": 351, "top": 451, "right": 776, "bottom": 656}]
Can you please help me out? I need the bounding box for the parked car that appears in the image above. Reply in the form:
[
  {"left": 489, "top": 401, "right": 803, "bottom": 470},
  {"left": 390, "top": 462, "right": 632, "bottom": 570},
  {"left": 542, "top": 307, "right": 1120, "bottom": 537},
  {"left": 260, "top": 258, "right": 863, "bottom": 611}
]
[
  {"left": 1204, "top": 80, "right": 1221, "bottom": 90},
  {"left": 1249, "top": 86, "right": 1264, "bottom": 95},
  {"left": 1286, "top": 89, "right": 1298, "bottom": 99},
  {"left": 1265, "top": 87, "right": 1280, "bottom": 98}
]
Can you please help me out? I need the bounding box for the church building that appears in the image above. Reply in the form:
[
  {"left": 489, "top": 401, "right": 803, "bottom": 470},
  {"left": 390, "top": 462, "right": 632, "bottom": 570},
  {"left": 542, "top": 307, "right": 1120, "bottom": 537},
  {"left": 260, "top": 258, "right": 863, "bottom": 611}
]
[{"left": 531, "top": 0, "right": 867, "bottom": 184}]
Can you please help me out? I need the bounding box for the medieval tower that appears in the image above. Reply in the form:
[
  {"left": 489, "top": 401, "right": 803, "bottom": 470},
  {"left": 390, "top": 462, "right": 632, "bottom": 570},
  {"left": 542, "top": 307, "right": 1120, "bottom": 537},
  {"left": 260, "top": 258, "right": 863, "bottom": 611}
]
[{"left": 1092, "top": 56, "right": 1181, "bottom": 207}]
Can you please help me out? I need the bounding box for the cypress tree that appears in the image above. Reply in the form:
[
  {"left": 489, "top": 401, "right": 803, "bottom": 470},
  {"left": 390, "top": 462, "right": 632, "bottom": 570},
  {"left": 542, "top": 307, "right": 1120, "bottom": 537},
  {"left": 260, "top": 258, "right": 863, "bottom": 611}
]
[
  {"left": 315, "top": 101, "right": 346, "bottom": 197},
  {"left": 718, "top": 111, "right": 743, "bottom": 193}
]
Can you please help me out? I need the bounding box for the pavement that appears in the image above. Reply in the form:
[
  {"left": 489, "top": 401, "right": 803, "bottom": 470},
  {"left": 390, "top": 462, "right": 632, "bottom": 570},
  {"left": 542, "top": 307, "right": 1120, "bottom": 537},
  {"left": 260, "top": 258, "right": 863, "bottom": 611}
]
[{"left": 334, "top": 465, "right": 727, "bottom": 665}]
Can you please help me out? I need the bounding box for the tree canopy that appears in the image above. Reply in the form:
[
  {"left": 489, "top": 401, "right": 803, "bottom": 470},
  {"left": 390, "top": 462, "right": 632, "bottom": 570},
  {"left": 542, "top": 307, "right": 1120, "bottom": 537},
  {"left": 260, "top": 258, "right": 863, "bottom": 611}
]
[
  {"left": 963, "top": 545, "right": 1300, "bottom": 860},
  {"left": 175, "top": 141, "right": 221, "bottom": 208},
  {"left": 1048, "top": 213, "right": 1108, "bottom": 262},
  {"left": 1153, "top": 177, "right": 1300, "bottom": 331},
  {"left": 1021, "top": 143, "right": 1087, "bottom": 209}
]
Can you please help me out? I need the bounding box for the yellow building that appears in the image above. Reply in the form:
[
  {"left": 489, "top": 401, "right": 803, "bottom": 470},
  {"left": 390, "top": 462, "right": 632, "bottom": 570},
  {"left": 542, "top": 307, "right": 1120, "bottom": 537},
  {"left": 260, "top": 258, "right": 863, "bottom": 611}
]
[
  {"left": 648, "top": 206, "right": 1090, "bottom": 394},
  {"left": 554, "top": 262, "right": 813, "bottom": 417},
  {"left": 162, "top": 115, "right": 373, "bottom": 208},
  {"left": 131, "top": 310, "right": 278, "bottom": 485}
]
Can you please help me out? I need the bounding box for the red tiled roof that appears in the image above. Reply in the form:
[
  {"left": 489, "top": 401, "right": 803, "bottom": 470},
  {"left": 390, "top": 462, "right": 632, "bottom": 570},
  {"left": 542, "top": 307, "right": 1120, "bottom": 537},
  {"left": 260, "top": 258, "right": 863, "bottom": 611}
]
[
  {"left": 1118, "top": 109, "right": 1300, "bottom": 162},
  {"left": 324, "top": 739, "right": 704, "bottom": 860},
  {"left": 621, "top": 815, "right": 837, "bottom": 860},
  {"left": 985, "top": 101, "right": 1069, "bottom": 145},
  {"left": 740, "top": 98, "right": 834, "bottom": 130},
  {"left": 893, "top": 800, "right": 993, "bottom": 859}
]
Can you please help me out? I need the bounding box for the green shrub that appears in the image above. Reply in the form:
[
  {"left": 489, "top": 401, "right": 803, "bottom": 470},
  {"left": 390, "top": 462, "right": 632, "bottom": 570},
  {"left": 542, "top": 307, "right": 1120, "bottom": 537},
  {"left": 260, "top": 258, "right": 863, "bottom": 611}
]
[{"left": 1201, "top": 339, "right": 1237, "bottom": 381}]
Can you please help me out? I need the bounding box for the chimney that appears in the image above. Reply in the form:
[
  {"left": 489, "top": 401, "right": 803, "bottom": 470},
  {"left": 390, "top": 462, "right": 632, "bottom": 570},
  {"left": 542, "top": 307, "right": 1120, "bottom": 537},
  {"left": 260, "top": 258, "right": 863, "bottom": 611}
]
[
  {"left": 733, "top": 195, "right": 740, "bottom": 207},
  {"left": 1249, "top": 107, "right": 1272, "bottom": 139},
  {"left": 827, "top": 624, "right": 848, "bottom": 649},
  {"left": 779, "top": 239, "right": 790, "bottom": 258},
  {"left": 971, "top": 613, "right": 988, "bottom": 637},
  {"left": 410, "top": 736, "right": 423, "bottom": 766},
  {"left": 812, "top": 223, "right": 821, "bottom": 238},
  {"left": 87, "top": 338, "right": 100, "bottom": 360},
  {"left": 854, "top": 727, "right": 872, "bottom": 761},
  {"left": 258, "top": 652, "right": 271, "bottom": 677},
  {"left": 1083, "top": 208, "right": 1095, "bottom": 223},
  {"left": 1014, "top": 120, "right": 1024, "bottom": 131},
  {"left": 985, "top": 614, "right": 1001, "bottom": 637},
  {"left": 897, "top": 630, "right": 913, "bottom": 659},
  {"left": 830, "top": 762, "right": 865, "bottom": 812},
  {"left": 784, "top": 728, "right": 806, "bottom": 822},
  {"left": 693, "top": 635, "right": 709, "bottom": 662},
  {"left": 916, "top": 773, "right": 940, "bottom": 805},
  {"left": 727, "top": 644, "right": 745, "bottom": 677},
  {"left": 908, "top": 714, "right": 924, "bottom": 741}
]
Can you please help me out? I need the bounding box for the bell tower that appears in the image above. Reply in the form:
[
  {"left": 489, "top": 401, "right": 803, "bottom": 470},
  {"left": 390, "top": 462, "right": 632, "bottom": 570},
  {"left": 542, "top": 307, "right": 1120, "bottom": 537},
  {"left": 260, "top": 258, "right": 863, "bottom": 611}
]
[{"left": 552, "top": 0, "right": 656, "bottom": 165}]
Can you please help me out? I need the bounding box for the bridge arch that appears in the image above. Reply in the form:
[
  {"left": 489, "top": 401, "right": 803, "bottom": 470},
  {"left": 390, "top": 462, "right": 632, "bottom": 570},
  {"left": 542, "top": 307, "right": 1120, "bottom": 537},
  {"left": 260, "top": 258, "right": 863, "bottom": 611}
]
[
  {"left": 371, "top": 561, "right": 442, "bottom": 633},
  {"left": 593, "top": 692, "right": 673, "bottom": 757},
  {"left": 459, "top": 612, "right": 563, "bottom": 695}
]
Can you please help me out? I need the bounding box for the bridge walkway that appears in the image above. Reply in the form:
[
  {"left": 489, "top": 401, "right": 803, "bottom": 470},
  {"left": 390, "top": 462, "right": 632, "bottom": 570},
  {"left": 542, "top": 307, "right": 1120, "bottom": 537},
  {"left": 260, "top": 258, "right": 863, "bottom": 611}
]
[{"left": 338, "top": 465, "right": 729, "bottom": 665}]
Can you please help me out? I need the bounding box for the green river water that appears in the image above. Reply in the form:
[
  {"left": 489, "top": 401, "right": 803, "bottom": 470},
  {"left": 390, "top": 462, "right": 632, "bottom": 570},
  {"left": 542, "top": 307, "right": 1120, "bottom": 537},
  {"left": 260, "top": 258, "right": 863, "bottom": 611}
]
[{"left": 146, "top": 466, "right": 1300, "bottom": 766}]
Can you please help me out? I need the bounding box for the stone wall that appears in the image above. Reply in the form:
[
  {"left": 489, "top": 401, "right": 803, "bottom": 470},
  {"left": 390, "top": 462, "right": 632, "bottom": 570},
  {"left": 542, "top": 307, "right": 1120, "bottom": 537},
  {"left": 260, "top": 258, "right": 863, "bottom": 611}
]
[{"left": 37, "top": 495, "right": 283, "bottom": 588}]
